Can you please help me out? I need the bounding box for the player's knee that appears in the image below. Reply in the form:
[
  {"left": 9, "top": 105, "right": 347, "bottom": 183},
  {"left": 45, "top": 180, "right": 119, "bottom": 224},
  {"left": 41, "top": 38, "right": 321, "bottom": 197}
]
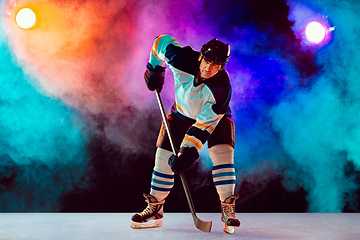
[
  {"left": 209, "top": 144, "right": 233, "bottom": 155},
  {"left": 154, "top": 148, "right": 174, "bottom": 174},
  {"left": 209, "top": 144, "right": 234, "bottom": 165},
  {"left": 155, "top": 148, "right": 173, "bottom": 161}
]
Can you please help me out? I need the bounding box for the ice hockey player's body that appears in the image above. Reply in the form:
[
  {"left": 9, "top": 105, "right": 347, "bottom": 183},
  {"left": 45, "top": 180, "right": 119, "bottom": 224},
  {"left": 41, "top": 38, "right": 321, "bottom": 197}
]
[{"left": 131, "top": 35, "right": 240, "bottom": 235}]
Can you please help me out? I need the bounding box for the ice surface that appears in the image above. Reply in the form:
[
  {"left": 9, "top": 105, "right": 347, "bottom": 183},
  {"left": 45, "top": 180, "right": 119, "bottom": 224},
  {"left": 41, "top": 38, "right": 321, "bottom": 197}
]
[{"left": 0, "top": 213, "right": 359, "bottom": 240}]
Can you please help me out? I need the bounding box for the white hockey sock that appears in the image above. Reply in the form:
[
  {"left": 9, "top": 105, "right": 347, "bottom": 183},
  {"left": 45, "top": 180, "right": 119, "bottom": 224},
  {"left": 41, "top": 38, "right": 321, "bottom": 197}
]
[
  {"left": 209, "top": 144, "right": 236, "bottom": 202},
  {"left": 150, "top": 148, "right": 174, "bottom": 202}
]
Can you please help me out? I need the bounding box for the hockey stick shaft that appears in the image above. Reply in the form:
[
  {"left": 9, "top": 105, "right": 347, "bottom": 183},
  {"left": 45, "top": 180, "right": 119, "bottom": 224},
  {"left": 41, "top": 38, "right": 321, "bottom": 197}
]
[{"left": 155, "top": 89, "right": 212, "bottom": 233}]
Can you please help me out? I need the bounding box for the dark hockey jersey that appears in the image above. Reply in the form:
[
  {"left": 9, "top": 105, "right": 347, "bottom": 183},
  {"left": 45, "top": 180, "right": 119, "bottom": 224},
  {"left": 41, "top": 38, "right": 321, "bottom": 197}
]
[{"left": 149, "top": 34, "right": 232, "bottom": 152}]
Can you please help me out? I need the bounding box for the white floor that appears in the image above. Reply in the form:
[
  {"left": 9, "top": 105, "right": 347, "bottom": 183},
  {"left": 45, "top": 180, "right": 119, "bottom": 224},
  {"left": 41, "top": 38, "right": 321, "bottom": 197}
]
[{"left": 0, "top": 213, "right": 359, "bottom": 240}]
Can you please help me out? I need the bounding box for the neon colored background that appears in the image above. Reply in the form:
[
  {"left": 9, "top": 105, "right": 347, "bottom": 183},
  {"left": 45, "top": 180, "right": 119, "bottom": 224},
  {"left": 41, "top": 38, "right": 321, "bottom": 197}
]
[{"left": 1, "top": 0, "right": 359, "bottom": 212}]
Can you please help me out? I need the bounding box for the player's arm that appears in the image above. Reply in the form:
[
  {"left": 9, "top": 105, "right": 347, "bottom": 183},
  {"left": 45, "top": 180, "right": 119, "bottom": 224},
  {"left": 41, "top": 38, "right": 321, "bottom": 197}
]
[{"left": 144, "top": 35, "right": 181, "bottom": 92}]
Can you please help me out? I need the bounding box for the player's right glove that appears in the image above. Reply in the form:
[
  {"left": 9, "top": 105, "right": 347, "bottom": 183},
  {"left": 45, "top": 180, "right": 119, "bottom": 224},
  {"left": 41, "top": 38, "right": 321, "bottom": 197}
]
[{"left": 144, "top": 63, "right": 166, "bottom": 93}]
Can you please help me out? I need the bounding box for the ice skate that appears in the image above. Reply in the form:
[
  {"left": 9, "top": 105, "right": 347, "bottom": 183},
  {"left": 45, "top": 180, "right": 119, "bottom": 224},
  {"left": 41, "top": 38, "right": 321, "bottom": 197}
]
[
  {"left": 131, "top": 193, "right": 165, "bottom": 229},
  {"left": 221, "top": 195, "right": 240, "bottom": 235}
]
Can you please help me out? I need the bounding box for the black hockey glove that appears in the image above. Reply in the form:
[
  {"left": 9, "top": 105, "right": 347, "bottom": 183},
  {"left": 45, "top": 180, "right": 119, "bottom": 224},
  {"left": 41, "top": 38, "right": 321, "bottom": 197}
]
[
  {"left": 144, "top": 62, "right": 166, "bottom": 93},
  {"left": 168, "top": 147, "right": 199, "bottom": 174}
]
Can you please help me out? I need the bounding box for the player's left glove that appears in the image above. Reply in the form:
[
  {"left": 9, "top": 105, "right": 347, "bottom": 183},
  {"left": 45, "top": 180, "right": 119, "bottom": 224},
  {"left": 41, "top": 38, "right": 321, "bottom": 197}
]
[{"left": 168, "top": 147, "right": 199, "bottom": 174}]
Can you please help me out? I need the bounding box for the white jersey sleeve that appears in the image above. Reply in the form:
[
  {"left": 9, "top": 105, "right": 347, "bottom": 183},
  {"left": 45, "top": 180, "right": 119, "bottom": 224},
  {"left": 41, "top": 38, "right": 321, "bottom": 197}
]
[{"left": 149, "top": 35, "right": 181, "bottom": 67}]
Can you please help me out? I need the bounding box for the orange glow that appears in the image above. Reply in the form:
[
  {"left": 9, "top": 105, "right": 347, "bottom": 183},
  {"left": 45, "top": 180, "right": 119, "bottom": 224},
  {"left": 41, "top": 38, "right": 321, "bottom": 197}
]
[
  {"left": 4, "top": 0, "right": 136, "bottom": 113},
  {"left": 7, "top": 0, "right": 101, "bottom": 60}
]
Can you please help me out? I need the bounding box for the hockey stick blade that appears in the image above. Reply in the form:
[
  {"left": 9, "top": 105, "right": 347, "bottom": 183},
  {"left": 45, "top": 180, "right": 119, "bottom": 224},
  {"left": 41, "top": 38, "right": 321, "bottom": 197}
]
[
  {"left": 155, "top": 90, "right": 212, "bottom": 233},
  {"left": 194, "top": 213, "right": 212, "bottom": 233},
  {"left": 180, "top": 172, "right": 212, "bottom": 233},
  {"left": 195, "top": 216, "right": 212, "bottom": 233}
]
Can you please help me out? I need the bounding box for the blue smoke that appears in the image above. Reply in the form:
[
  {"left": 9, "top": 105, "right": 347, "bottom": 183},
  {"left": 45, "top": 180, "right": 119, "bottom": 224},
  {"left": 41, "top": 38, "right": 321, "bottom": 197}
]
[
  {"left": 0, "top": 36, "right": 90, "bottom": 211},
  {"left": 269, "top": 0, "right": 360, "bottom": 212},
  {"left": 198, "top": 0, "right": 360, "bottom": 212}
]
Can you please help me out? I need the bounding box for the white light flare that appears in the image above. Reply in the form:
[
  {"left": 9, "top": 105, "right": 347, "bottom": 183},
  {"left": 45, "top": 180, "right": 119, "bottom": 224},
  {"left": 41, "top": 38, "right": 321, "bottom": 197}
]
[
  {"left": 16, "top": 8, "right": 36, "bottom": 29},
  {"left": 305, "top": 21, "right": 326, "bottom": 44}
]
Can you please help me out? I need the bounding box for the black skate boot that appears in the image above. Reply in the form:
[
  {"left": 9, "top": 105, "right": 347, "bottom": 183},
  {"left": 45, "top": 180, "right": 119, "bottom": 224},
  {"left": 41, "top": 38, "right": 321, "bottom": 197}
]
[
  {"left": 131, "top": 193, "right": 165, "bottom": 229},
  {"left": 221, "top": 195, "right": 240, "bottom": 235}
]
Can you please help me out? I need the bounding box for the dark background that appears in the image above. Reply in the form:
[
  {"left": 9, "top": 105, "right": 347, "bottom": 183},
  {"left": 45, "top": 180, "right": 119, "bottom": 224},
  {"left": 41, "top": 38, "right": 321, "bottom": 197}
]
[{"left": 1, "top": 0, "right": 359, "bottom": 213}]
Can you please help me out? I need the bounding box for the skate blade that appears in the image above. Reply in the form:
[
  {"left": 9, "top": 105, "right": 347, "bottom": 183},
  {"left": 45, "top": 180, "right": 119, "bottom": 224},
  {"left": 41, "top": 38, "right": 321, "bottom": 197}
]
[
  {"left": 223, "top": 224, "right": 237, "bottom": 235},
  {"left": 131, "top": 219, "right": 163, "bottom": 229}
]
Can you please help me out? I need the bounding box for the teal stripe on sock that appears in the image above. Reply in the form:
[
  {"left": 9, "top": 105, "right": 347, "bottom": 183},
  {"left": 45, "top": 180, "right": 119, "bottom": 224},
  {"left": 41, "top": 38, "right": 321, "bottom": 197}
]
[
  {"left": 153, "top": 170, "right": 174, "bottom": 179},
  {"left": 151, "top": 184, "right": 172, "bottom": 192},
  {"left": 213, "top": 172, "right": 236, "bottom": 178},
  {"left": 151, "top": 178, "right": 174, "bottom": 186},
  {"left": 212, "top": 164, "right": 235, "bottom": 171},
  {"left": 214, "top": 180, "right": 237, "bottom": 186}
]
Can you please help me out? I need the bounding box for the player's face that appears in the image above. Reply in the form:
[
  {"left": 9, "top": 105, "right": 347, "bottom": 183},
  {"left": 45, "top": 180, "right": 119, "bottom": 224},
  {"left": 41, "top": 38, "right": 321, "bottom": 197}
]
[{"left": 199, "top": 58, "right": 221, "bottom": 79}]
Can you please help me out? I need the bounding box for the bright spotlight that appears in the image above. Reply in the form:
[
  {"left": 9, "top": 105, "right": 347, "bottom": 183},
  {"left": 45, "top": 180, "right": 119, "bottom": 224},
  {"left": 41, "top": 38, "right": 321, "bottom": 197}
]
[
  {"left": 305, "top": 21, "right": 326, "bottom": 44},
  {"left": 16, "top": 8, "right": 36, "bottom": 29}
]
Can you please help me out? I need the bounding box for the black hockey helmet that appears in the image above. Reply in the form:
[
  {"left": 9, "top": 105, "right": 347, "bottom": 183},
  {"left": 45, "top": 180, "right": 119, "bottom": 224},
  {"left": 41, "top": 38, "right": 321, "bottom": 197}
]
[{"left": 200, "top": 38, "right": 230, "bottom": 70}]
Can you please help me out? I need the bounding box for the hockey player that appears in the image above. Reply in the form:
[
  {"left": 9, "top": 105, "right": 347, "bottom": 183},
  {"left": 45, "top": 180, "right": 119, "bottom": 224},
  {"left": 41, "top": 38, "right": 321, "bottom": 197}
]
[{"left": 131, "top": 35, "right": 240, "bottom": 234}]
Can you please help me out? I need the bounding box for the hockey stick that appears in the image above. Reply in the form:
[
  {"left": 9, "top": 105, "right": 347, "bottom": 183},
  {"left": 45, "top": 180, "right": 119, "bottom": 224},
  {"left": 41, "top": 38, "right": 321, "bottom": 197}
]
[{"left": 155, "top": 89, "right": 212, "bottom": 233}]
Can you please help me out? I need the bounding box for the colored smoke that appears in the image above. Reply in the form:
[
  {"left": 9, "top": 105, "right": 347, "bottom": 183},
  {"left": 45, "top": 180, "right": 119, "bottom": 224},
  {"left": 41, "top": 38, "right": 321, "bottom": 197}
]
[
  {"left": 270, "top": 0, "right": 360, "bottom": 212},
  {"left": 0, "top": 25, "right": 90, "bottom": 211},
  {"left": 198, "top": 0, "right": 360, "bottom": 212},
  {"left": 0, "top": 0, "right": 359, "bottom": 212}
]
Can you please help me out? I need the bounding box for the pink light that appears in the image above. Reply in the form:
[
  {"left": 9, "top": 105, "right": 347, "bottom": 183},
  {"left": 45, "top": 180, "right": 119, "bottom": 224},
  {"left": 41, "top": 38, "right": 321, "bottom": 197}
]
[{"left": 305, "top": 21, "right": 326, "bottom": 44}]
